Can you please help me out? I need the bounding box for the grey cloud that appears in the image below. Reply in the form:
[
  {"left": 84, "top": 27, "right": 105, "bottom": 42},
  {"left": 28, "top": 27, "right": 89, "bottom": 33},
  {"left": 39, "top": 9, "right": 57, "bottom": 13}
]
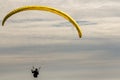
[
  {"left": 0, "top": 37, "right": 119, "bottom": 55},
  {"left": 53, "top": 20, "right": 97, "bottom": 27},
  {"left": 6, "top": 18, "right": 50, "bottom": 23}
]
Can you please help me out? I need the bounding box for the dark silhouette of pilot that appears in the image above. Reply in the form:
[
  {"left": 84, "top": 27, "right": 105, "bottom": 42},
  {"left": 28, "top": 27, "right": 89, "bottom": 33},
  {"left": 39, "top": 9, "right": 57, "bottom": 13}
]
[{"left": 31, "top": 67, "right": 40, "bottom": 78}]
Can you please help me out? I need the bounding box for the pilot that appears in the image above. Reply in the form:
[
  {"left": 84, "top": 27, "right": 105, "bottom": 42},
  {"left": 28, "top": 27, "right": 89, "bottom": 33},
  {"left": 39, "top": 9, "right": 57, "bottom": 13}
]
[{"left": 31, "top": 67, "right": 40, "bottom": 78}]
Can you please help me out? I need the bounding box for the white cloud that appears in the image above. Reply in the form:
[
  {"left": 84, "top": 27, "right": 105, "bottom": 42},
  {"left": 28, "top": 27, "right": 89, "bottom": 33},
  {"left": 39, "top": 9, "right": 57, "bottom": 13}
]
[{"left": 0, "top": 0, "right": 120, "bottom": 80}]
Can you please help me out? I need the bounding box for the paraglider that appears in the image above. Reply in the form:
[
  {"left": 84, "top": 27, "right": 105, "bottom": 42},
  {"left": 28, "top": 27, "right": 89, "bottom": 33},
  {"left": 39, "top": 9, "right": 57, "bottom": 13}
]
[
  {"left": 31, "top": 66, "right": 41, "bottom": 78},
  {"left": 2, "top": 5, "right": 82, "bottom": 38}
]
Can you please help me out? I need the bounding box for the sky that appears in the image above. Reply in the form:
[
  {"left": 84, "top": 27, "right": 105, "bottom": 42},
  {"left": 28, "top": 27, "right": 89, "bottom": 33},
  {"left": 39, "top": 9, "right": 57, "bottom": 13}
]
[{"left": 0, "top": 0, "right": 120, "bottom": 80}]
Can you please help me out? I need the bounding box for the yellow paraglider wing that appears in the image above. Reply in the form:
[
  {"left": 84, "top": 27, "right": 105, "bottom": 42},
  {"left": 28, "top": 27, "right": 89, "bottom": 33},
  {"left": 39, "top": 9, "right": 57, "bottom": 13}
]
[{"left": 2, "top": 6, "right": 82, "bottom": 38}]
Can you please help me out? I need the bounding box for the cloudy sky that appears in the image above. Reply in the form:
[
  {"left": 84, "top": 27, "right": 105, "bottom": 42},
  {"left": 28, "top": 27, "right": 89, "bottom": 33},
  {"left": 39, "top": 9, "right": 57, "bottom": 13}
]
[{"left": 0, "top": 0, "right": 120, "bottom": 80}]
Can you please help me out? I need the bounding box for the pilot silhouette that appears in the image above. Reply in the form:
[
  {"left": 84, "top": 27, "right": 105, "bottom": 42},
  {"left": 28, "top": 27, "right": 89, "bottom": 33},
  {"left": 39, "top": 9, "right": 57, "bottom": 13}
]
[{"left": 31, "top": 66, "right": 41, "bottom": 78}]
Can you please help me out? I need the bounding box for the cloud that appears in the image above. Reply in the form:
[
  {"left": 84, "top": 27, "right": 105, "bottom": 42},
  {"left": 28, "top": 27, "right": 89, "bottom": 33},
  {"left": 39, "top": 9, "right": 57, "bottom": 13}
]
[
  {"left": 0, "top": 0, "right": 120, "bottom": 80},
  {"left": 1, "top": 0, "right": 120, "bottom": 19},
  {"left": 53, "top": 20, "right": 97, "bottom": 27}
]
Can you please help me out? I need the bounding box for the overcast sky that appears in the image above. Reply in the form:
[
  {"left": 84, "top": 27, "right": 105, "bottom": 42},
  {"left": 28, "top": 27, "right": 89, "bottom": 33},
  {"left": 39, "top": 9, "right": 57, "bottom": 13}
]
[{"left": 0, "top": 0, "right": 120, "bottom": 80}]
